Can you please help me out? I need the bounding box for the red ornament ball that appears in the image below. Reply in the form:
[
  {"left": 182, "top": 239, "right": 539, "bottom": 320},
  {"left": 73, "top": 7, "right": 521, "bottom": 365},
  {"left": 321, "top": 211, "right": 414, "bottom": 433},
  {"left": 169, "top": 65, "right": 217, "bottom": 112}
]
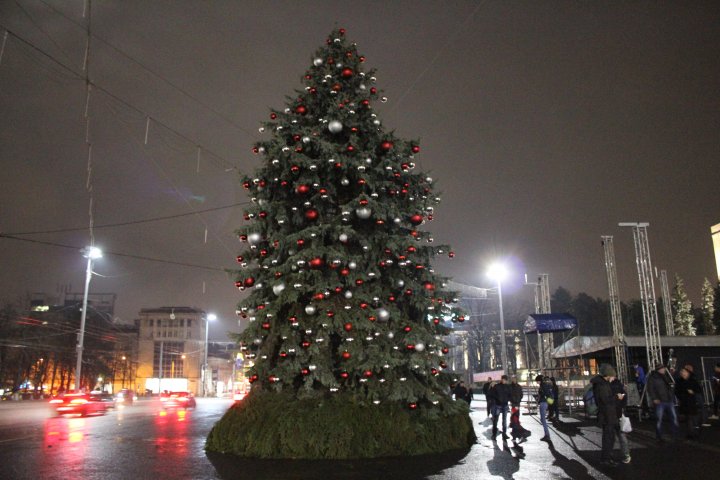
[
  {"left": 380, "top": 140, "right": 393, "bottom": 151},
  {"left": 409, "top": 214, "right": 423, "bottom": 225},
  {"left": 340, "top": 371, "right": 349, "bottom": 379},
  {"left": 309, "top": 257, "right": 324, "bottom": 268},
  {"left": 296, "top": 184, "right": 311, "bottom": 194},
  {"left": 270, "top": 113, "right": 277, "bottom": 120},
  {"left": 448, "top": 251, "right": 455, "bottom": 258},
  {"left": 295, "top": 105, "right": 307, "bottom": 115},
  {"left": 411, "top": 145, "right": 420, "bottom": 154},
  {"left": 342, "top": 351, "right": 351, "bottom": 359},
  {"left": 409, "top": 402, "right": 417, "bottom": 409},
  {"left": 261, "top": 322, "right": 271, "bottom": 330},
  {"left": 305, "top": 209, "right": 319, "bottom": 220},
  {"left": 363, "top": 370, "right": 373, "bottom": 378},
  {"left": 341, "top": 68, "right": 353, "bottom": 78},
  {"left": 243, "top": 277, "right": 255, "bottom": 287},
  {"left": 344, "top": 322, "right": 353, "bottom": 332}
]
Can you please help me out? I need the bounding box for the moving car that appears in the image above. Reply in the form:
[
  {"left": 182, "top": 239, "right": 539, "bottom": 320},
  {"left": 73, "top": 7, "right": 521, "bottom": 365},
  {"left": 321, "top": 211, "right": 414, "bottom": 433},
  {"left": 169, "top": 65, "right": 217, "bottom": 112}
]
[
  {"left": 160, "top": 391, "right": 196, "bottom": 409},
  {"left": 115, "top": 389, "right": 135, "bottom": 405},
  {"left": 50, "top": 392, "right": 109, "bottom": 416}
]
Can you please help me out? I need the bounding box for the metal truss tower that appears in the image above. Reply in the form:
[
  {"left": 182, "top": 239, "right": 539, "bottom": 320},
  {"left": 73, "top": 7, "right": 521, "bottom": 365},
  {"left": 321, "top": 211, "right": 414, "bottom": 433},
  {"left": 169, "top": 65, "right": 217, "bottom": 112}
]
[
  {"left": 601, "top": 236, "right": 629, "bottom": 385},
  {"left": 659, "top": 270, "right": 674, "bottom": 336},
  {"left": 619, "top": 222, "right": 662, "bottom": 371}
]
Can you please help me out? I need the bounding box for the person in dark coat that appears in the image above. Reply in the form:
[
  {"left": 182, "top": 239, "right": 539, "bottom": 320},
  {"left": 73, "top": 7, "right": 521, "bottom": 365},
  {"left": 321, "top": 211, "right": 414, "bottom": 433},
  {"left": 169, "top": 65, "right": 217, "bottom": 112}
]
[
  {"left": 510, "top": 375, "right": 524, "bottom": 410},
  {"left": 490, "top": 375, "right": 512, "bottom": 439},
  {"left": 646, "top": 363, "right": 679, "bottom": 441},
  {"left": 646, "top": 363, "right": 680, "bottom": 442},
  {"left": 676, "top": 367, "right": 701, "bottom": 438},
  {"left": 453, "top": 381, "right": 469, "bottom": 404},
  {"left": 548, "top": 377, "right": 560, "bottom": 421},
  {"left": 610, "top": 378, "right": 631, "bottom": 463},
  {"left": 482, "top": 377, "right": 493, "bottom": 417},
  {"left": 535, "top": 374, "right": 553, "bottom": 441},
  {"left": 591, "top": 364, "right": 619, "bottom": 466}
]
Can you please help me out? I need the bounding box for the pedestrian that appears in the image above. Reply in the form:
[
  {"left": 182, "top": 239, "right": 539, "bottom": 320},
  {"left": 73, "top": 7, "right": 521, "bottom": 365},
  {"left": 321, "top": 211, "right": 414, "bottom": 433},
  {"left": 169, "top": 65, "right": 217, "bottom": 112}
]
[
  {"left": 676, "top": 367, "right": 701, "bottom": 439},
  {"left": 591, "top": 364, "right": 621, "bottom": 467},
  {"left": 711, "top": 363, "right": 720, "bottom": 420},
  {"left": 482, "top": 376, "right": 493, "bottom": 417},
  {"left": 683, "top": 364, "right": 710, "bottom": 427},
  {"left": 548, "top": 377, "right": 560, "bottom": 421},
  {"left": 510, "top": 405, "right": 531, "bottom": 444},
  {"left": 535, "top": 374, "right": 553, "bottom": 441},
  {"left": 490, "top": 375, "right": 512, "bottom": 439},
  {"left": 646, "top": 363, "right": 679, "bottom": 442},
  {"left": 610, "top": 377, "right": 632, "bottom": 464},
  {"left": 465, "top": 384, "right": 474, "bottom": 405},
  {"left": 453, "top": 381, "right": 469, "bottom": 404},
  {"left": 510, "top": 375, "right": 524, "bottom": 410},
  {"left": 633, "top": 362, "right": 646, "bottom": 395}
]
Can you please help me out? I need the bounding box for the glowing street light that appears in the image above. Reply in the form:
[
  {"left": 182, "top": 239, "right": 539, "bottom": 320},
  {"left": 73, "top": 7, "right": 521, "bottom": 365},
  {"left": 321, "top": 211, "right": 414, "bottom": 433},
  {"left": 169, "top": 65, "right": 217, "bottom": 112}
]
[
  {"left": 487, "top": 262, "right": 509, "bottom": 374},
  {"left": 75, "top": 246, "right": 102, "bottom": 391},
  {"left": 203, "top": 313, "right": 217, "bottom": 396}
]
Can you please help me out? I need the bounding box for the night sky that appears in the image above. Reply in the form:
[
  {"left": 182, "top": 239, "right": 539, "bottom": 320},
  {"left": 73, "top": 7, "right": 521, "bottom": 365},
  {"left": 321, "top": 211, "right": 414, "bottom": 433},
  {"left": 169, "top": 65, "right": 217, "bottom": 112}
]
[{"left": 1, "top": 1, "right": 718, "bottom": 339}]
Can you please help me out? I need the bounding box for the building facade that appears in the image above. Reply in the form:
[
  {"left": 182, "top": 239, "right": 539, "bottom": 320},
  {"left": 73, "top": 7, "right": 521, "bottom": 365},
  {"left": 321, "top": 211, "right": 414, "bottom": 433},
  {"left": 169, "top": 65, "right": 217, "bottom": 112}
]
[{"left": 135, "top": 307, "right": 209, "bottom": 396}]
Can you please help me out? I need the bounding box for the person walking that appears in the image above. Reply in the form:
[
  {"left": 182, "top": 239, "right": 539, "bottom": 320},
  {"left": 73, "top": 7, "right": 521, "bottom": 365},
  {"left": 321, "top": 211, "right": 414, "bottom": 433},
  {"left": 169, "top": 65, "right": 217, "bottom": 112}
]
[
  {"left": 711, "top": 363, "right": 720, "bottom": 420},
  {"left": 510, "top": 375, "right": 524, "bottom": 411},
  {"left": 591, "top": 365, "right": 620, "bottom": 466},
  {"left": 453, "top": 381, "right": 470, "bottom": 405},
  {"left": 633, "top": 362, "right": 646, "bottom": 396},
  {"left": 535, "top": 374, "right": 553, "bottom": 441},
  {"left": 491, "top": 375, "right": 512, "bottom": 439},
  {"left": 646, "top": 363, "right": 679, "bottom": 442},
  {"left": 482, "top": 377, "right": 493, "bottom": 417},
  {"left": 610, "top": 377, "right": 631, "bottom": 464},
  {"left": 676, "top": 367, "right": 701, "bottom": 438},
  {"left": 548, "top": 377, "right": 560, "bottom": 421}
]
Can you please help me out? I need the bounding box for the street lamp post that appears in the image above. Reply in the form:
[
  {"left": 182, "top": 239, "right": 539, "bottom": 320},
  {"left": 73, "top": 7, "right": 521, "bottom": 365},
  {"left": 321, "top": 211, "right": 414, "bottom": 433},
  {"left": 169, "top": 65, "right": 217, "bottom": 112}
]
[
  {"left": 203, "top": 313, "right": 216, "bottom": 397},
  {"left": 487, "top": 262, "right": 509, "bottom": 375},
  {"left": 75, "top": 246, "right": 102, "bottom": 391}
]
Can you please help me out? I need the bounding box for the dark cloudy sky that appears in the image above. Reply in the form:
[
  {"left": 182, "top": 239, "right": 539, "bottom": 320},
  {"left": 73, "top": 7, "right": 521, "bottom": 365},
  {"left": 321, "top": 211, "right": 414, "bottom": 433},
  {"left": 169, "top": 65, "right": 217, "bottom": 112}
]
[{"left": 1, "top": 1, "right": 718, "bottom": 339}]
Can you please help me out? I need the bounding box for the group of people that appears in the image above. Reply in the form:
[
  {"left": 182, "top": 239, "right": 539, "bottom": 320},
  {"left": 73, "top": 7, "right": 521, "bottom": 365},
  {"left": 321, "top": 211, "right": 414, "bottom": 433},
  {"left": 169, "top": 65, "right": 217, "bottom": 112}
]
[{"left": 453, "top": 362, "right": 720, "bottom": 468}]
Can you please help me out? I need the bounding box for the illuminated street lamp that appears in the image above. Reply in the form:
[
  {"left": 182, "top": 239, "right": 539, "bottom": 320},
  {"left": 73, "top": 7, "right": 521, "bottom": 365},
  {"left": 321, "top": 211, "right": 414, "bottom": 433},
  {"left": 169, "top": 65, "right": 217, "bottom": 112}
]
[
  {"left": 487, "top": 262, "right": 509, "bottom": 374},
  {"left": 203, "top": 313, "right": 217, "bottom": 396},
  {"left": 75, "top": 246, "right": 102, "bottom": 391}
]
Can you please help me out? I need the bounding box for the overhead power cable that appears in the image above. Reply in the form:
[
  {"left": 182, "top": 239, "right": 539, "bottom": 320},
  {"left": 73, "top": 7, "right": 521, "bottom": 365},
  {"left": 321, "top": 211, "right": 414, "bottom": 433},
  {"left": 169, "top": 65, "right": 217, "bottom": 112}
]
[
  {"left": 0, "top": 24, "right": 243, "bottom": 173},
  {"left": 32, "top": 0, "right": 257, "bottom": 140},
  {"left": 3, "top": 201, "right": 249, "bottom": 236},
  {"left": 0, "top": 234, "right": 229, "bottom": 272}
]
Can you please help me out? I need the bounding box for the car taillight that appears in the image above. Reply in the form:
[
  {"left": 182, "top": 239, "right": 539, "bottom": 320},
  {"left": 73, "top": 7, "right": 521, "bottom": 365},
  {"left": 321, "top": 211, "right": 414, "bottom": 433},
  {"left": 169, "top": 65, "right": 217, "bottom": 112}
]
[{"left": 70, "top": 398, "right": 88, "bottom": 405}]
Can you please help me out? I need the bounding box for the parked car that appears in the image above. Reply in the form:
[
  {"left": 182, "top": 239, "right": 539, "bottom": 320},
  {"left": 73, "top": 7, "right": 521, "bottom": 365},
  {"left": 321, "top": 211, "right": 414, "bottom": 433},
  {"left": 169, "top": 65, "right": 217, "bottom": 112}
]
[
  {"left": 50, "top": 392, "right": 109, "bottom": 416},
  {"left": 159, "top": 391, "right": 196, "bottom": 409}
]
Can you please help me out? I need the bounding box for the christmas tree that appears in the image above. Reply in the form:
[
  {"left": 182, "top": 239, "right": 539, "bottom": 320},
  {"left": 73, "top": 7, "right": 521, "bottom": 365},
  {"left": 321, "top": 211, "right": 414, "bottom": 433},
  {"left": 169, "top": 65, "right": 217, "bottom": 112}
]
[
  {"left": 207, "top": 29, "right": 475, "bottom": 459},
  {"left": 672, "top": 274, "right": 696, "bottom": 336},
  {"left": 699, "top": 277, "right": 716, "bottom": 335}
]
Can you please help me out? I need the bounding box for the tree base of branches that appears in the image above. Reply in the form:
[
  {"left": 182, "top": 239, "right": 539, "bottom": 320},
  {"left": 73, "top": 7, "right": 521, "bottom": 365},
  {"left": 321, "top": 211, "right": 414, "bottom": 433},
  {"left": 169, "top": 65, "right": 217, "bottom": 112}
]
[{"left": 205, "top": 390, "right": 476, "bottom": 459}]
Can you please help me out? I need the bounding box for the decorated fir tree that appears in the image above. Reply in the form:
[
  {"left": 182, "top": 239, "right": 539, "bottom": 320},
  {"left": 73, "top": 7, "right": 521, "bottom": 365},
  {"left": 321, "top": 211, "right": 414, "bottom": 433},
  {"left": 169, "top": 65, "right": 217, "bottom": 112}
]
[
  {"left": 207, "top": 28, "right": 475, "bottom": 459},
  {"left": 672, "top": 274, "right": 696, "bottom": 336},
  {"left": 699, "top": 278, "right": 716, "bottom": 335}
]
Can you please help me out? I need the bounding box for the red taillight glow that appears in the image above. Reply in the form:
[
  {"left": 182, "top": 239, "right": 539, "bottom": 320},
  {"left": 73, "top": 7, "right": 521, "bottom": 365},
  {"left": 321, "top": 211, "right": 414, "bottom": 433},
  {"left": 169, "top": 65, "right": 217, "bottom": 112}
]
[{"left": 70, "top": 398, "right": 88, "bottom": 405}]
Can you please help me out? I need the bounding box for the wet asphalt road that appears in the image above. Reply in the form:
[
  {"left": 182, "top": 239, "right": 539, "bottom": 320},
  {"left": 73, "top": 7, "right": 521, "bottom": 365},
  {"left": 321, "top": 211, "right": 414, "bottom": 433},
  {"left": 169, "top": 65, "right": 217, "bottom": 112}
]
[{"left": 1, "top": 397, "right": 719, "bottom": 479}]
